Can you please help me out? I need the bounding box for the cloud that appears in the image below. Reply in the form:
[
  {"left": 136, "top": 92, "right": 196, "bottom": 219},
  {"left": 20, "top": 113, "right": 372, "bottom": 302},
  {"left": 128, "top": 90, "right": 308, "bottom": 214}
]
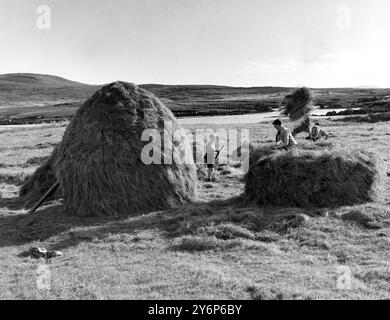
[
  {"left": 242, "top": 58, "right": 326, "bottom": 74},
  {"left": 241, "top": 47, "right": 390, "bottom": 87}
]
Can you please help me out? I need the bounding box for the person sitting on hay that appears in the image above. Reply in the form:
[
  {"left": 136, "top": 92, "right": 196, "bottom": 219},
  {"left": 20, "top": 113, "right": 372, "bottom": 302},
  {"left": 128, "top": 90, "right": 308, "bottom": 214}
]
[
  {"left": 273, "top": 119, "right": 298, "bottom": 150},
  {"left": 308, "top": 122, "right": 329, "bottom": 141}
]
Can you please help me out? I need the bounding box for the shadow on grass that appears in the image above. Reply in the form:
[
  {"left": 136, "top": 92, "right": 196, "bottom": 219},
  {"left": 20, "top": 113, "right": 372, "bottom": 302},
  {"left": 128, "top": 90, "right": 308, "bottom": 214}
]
[
  {"left": 0, "top": 196, "right": 233, "bottom": 248},
  {"left": 0, "top": 201, "right": 114, "bottom": 248},
  {"left": 3, "top": 184, "right": 389, "bottom": 256},
  {"left": 0, "top": 192, "right": 326, "bottom": 253}
]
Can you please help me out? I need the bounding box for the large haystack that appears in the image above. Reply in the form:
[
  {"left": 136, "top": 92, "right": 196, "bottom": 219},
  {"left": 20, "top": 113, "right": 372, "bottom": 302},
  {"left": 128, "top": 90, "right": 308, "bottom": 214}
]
[
  {"left": 21, "top": 81, "right": 197, "bottom": 216},
  {"left": 245, "top": 148, "right": 384, "bottom": 208}
]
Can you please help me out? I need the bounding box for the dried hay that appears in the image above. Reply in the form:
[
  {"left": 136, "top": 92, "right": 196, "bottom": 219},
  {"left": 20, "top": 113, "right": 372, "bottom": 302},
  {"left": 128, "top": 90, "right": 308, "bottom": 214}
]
[
  {"left": 245, "top": 147, "right": 384, "bottom": 208},
  {"left": 20, "top": 82, "right": 197, "bottom": 216},
  {"left": 281, "top": 87, "right": 314, "bottom": 122}
]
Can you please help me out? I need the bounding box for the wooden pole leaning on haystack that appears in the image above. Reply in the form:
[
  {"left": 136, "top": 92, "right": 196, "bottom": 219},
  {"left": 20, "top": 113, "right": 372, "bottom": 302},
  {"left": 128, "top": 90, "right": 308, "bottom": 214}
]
[{"left": 28, "top": 181, "right": 59, "bottom": 214}]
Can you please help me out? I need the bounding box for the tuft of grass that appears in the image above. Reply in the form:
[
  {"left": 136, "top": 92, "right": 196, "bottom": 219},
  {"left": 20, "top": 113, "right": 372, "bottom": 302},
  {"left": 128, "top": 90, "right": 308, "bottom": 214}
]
[
  {"left": 201, "top": 223, "right": 255, "bottom": 240},
  {"left": 341, "top": 209, "right": 383, "bottom": 229},
  {"left": 0, "top": 173, "right": 30, "bottom": 185},
  {"left": 24, "top": 156, "right": 49, "bottom": 167},
  {"left": 169, "top": 235, "right": 241, "bottom": 252},
  {"left": 246, "top": 285, "right": 314, "bottom": 300}
]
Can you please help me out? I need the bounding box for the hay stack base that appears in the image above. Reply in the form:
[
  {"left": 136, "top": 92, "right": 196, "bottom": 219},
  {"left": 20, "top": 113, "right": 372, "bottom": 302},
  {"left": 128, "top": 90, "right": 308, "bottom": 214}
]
[{"left": 245, "top": 148, "right": 384, "bottom": 208}]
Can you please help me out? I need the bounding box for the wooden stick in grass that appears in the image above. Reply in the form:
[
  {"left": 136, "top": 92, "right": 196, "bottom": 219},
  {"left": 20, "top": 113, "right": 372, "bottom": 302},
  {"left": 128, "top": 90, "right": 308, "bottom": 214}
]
[{"left": 28, "top": 181, "right": 60, "bottom": 214}]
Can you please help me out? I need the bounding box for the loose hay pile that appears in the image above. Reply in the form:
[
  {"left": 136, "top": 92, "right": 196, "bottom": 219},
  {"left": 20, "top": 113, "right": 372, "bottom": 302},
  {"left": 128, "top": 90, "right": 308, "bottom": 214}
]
[
  {"left": 245, "top": 148, "right": 384, "bottom": 208},
  {"left": 281, "top": 87, "right": 314, "bottom": 122},
  {"left": 21, "top": 81, "right": 197, "bottom": 216}
]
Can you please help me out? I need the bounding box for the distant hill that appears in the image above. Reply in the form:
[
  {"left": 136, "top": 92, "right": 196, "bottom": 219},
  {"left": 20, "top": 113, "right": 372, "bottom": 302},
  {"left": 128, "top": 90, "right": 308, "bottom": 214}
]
[
  {"left": 0, "top": 73, "right": 293, "bottom": 107},
  {"left": 353, "top": 85, "right": 381, "bottom": 89},
  {"left": 0, "top": 73, "right": 89, "bottom": 87},
  {"left": 141, "top": 84, "right": 292, "bottom": 102},
  {"left": 1, "top": 73, "right": 390, "bottom": 124},
  {"left": 0, "top": 73, "right": 100, "bottom": 109},
  {"left": 0, "top": 74, "right": 293, "bottom": 119}
]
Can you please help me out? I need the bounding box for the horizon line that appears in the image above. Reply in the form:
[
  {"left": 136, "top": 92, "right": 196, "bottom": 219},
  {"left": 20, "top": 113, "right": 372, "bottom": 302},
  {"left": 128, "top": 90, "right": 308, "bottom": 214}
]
[{"left": 0, "top": 72, "right": 389, "bottom": 90}]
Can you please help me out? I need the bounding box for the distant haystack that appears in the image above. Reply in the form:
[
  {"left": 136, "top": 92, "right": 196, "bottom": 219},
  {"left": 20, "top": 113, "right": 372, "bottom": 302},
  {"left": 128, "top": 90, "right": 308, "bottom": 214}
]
[
  {"left": 281, "top": 87, "right": 314, "bottom": 122},
  {"left": 21, "top": 82, "right": 197, "bottom": 216},
  {"left": 245, "top": 148, "right": 384, "bottom": 208}
]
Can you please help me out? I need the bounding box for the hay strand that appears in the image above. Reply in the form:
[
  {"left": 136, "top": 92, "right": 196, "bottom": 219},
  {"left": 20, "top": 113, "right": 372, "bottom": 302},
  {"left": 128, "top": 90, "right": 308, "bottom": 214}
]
[{"left": 281, "top": 87, "right": 314, "bottom": 122}]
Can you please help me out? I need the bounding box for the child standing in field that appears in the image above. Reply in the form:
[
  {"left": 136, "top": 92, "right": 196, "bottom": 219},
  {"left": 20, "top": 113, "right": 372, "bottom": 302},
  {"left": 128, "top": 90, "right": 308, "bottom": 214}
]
[{"left": 204, "top": 133, "right": 216, "bottom": 181}]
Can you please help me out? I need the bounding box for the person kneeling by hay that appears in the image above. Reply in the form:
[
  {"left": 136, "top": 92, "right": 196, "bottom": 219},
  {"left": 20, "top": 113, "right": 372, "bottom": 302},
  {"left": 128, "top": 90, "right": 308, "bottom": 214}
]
[
  {"left": 273, "top": 119, "right": 297, "bottom": 150},
  {"left": 308, "top": 122, "right": 329, "bottom": 142}
]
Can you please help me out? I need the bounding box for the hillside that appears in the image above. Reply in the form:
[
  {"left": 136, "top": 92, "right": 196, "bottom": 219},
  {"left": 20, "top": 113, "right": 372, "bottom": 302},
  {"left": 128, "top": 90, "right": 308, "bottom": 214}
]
[
  {"left": 141, "top": 84, "right": 292, "bottom": 101},
  {"left": 0, "top": 74, "right": 291, "bottom": 122},
  {"left": 0, "top": 73, "right": 88, "bottom": 87},
  {"left": 0, "top": 73, "right": 290, "bottom": 106},
  {"left": 1, "top": 73, "right": 390, "bottom": 124},
  {"left": 0, "top": 73, "right": 100, "bottom": 108}
]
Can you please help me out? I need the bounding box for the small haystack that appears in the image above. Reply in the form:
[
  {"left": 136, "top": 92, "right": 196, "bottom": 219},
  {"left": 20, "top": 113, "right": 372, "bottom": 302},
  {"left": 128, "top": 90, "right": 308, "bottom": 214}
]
[
  {"left": 21, "top": 82, "right": 197, "bottom": 216},
  {"left": 245, "top": 148, "right": 384, "bottom": 208},
  {"left": 281, "top": 87, "right": 314, "bottom": 122}
]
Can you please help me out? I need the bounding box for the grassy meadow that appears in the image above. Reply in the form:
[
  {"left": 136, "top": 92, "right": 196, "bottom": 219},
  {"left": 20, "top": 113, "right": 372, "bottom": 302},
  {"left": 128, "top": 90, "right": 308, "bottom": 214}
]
[{"left": 0, "top": 117, "right": 389, "bottom": 300}]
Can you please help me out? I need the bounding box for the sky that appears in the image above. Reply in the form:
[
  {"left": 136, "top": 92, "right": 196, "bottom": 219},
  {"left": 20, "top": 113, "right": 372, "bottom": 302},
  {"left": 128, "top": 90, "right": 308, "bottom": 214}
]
[{"left": 0, "top": 0, "right": 390, "bottom": 87}]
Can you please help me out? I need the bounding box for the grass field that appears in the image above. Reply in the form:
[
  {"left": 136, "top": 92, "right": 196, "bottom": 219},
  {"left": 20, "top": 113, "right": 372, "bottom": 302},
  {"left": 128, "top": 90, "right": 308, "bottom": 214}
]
[{"left": 1, "top": 117, "right": 389, "bottom": 299}]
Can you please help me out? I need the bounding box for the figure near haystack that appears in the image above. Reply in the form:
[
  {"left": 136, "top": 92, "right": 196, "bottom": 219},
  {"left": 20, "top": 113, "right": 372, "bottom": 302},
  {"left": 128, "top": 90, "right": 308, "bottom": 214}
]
[
  {"left": 204, "top": 133, "right": 216, "bottom": 181},
  {"left": 273, "top": 119, "right": 298, "bottom": 150},
  {"left": 281, "top": 87, "right": 330, "bottom": 142}
]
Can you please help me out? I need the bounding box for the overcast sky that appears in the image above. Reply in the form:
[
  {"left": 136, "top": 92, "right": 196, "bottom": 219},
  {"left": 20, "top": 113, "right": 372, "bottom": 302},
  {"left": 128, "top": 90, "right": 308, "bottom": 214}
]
[{"left": 1, "top": 0, "right": 389, "bottom": 87}]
